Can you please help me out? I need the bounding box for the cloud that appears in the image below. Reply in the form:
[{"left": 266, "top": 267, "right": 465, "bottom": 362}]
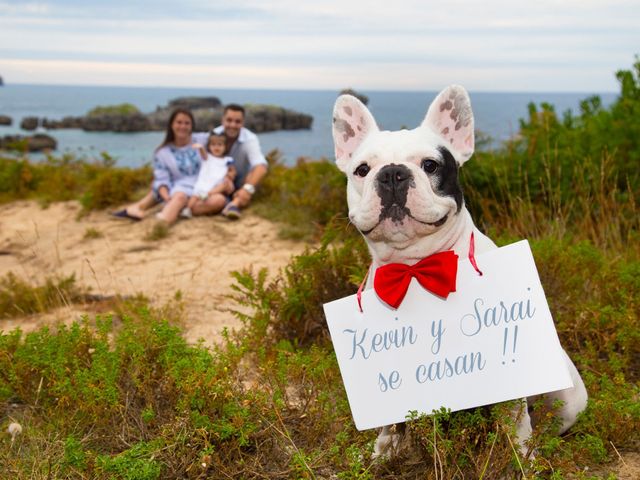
[
  {"left": 0, "top": 0, "right": 638, "bottom": 91},
  {"left": 0, "top": 0, "right": 268, "bottom": 21},
  {"left": 0, "top": 56, "right": 621, "bottom": 93},
  {"left": 0, "top": 1, "right": 49, "bottom": 15}
]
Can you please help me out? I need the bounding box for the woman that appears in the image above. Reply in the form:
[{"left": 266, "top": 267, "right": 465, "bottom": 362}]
[{"left": 113, "top": 108, "right": 209, "bottom": 224}]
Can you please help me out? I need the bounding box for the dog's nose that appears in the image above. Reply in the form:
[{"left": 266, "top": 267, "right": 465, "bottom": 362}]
[
  {"left": 376, "top": 164, "right": 413, "bottom": 221},
  {"left": 377, "top": 164, "right": 412, "bottom": 189}
]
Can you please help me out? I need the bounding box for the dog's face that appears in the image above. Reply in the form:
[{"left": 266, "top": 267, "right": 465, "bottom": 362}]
[{"left": 332, "top": 85, "right": 475, "bottom": 264}]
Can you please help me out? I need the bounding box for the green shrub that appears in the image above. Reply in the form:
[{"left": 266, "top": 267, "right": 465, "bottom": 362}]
[
  {"left": 462, "top": 60, "right": 640, "bottom": 251},
  {"left": 83, "top": 227, "right": 104, "bottom": 239},
  {"left": 0, "top": 272, "right": 86, "bottom": 318},
  {"left": 253, "top": 150, "right": 347, "bottom": 240},
  {"left": 0, "top": 158, "right": 36, "bottom": 199},
  {"left": 0, "top": 152, "right": 152, "bottom": 211},
  {"left": 230, "top": 219, "right": 369, "bottom": 346},
  {"left": 144, "top": 222, "right": 169, "bottom": 241},
  {"left": 225, "top": 227, "right": 638, "bottom": 477},
  {"left": 96, "top": 440, "right": 162, "bottom": 480},
  {"left": 80, "top": 166, "right": 152, "bottom": 212},
  {"left": 0, "top": 303, "right": 255, "bottom": 477},
  {"left": 63, "top": 435, "right": 88, "bottom": 470},
  {"left": 87, "top": 103, "right": 141, "bottom": 117},
  {"left": 1, "top": 242, "right": 638, "bottom": 478}
]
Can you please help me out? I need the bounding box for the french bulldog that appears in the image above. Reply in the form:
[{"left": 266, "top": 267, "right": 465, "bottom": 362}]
[{"left": 331, "top": 85, "right": 588, "bottom": 458}]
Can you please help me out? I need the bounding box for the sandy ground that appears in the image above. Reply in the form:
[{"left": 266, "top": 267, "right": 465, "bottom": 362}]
[{"left": 0, "top": 200, "right": 308, "bottom": 345}]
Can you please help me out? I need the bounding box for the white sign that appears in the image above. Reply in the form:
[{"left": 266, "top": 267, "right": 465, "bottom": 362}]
[{"left": 323, "top": 240, "right": 573, "bottom": 431}]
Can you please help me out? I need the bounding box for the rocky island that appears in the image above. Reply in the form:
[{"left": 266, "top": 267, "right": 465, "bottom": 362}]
[
  {"left": 20, "top": 96, "right": 313, "bottom": 133},
  {"left": 339, "top": 88, "right": 369, "bottom": 105},
  {"left": 0, "top": 133, "right": 57, "bottom": 152}
]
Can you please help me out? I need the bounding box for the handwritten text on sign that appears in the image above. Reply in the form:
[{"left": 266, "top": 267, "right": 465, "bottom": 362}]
[{"left": 323, "top": 240, "right": 573, "bottom": 431}]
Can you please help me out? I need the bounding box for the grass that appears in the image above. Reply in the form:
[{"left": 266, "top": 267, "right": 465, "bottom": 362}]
[
  {"left": 0, "top": 272, "right": 87, "bottom": 319},
  {"left": 83, "top": 227, "right": 103, "bottom": 240},
  {"left": 1, "top": 59, "right": 639, "bottom": 478},
  {"left": 0, "top": 152, "right": 152, "bottom": 213},
  {"left": 0, "top": 227, "right": 637, "bottom": 478},
  {"left": 1, "top": 158, "right": 637, "bottom": 478},
  {"left": 144, "top": 221, "right": 170, "bottom": 241}
]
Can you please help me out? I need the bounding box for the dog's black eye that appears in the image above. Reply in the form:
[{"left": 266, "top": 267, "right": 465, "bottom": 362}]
[
  {"left": 421, "top": 159, "right": 439, "bottom": 174},
  {"left": 354, "top": 163, "right": 371, "bottom": 177}
]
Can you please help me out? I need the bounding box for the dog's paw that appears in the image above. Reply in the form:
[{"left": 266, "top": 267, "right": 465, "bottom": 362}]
[{"left": 371, "top": 430, "right": 401, "bottom": 460}]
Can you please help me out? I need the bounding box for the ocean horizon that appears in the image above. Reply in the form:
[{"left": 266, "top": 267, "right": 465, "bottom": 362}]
[{"left": 0, "top": 83, "right": 617, "bottom": 168}]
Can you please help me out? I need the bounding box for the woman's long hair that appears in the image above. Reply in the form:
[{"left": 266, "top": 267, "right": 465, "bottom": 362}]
[{"left": 157, "top": 108, "right": 196, "bottom": 151}]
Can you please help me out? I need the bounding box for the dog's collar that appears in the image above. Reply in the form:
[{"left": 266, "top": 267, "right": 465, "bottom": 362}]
[{"left": 356, "top": 232, "right": 483, "bottom": 312}]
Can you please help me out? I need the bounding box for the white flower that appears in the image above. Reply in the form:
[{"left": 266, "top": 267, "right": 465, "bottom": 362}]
[{"left": 7, "top": 422, "right": 22, "bottom": 441}]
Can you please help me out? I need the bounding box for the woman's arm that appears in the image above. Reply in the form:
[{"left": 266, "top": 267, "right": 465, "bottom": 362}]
[
  {"left": 152, "top": 149, "right": 173, "bottom": 200},
  {"left": 157, "top": 185, "right": 171, "bottom": 202}
]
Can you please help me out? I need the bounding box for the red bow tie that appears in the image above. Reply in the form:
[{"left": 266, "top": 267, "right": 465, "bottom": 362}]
[{"left": 373, "top": 251, "right": 459, "bottom": 309}]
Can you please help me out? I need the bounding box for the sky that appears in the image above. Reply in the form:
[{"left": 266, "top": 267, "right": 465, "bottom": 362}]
[{"left": 0, "top": 0, "right": 639, "bottom": 92}]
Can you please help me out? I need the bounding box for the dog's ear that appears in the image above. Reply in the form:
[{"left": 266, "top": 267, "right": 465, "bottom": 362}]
[
  {"left": 421, "top": 85, "right": 474, "bottom": 164},
  {"left": 332, "top": 95, "right": 379, "bottom": 172}
]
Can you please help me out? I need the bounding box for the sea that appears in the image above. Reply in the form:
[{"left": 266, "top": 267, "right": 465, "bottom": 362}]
[{"left": 0, "top": 84, "right": 617, "bottom": 168}]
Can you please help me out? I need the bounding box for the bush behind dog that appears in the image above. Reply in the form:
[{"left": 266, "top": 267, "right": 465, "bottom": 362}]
[
  {"left": 463, "top": 59, "right": 640, "bottom": 252},
  {"left": 252, "top": 150, "right": 348, "bottom": 240}
]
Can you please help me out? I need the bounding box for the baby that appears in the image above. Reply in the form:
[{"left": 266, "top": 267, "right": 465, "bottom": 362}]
[{"left": 182, "top": 133, "right": 236, "bottom": 218}]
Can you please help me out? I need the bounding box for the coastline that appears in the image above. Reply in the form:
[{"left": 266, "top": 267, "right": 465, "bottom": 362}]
[{"left": 0, "top": 85, "right": 618, "bottom": 167}]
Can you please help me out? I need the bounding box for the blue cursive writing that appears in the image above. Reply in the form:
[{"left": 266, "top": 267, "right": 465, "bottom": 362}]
[
  {"left": 460, "top": 294, "right": 536, "bottom": 337},
  {"left": 343, "top": 326, "right": 418, "bottom": 360}
]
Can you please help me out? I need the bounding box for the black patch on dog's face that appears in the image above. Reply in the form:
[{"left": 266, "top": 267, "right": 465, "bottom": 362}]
[
  {"left": 435, "top": 146, "right": 463, "bottom": 212},
  {"left": 376, "top": 163, "right": 414, "bottom": 222}
]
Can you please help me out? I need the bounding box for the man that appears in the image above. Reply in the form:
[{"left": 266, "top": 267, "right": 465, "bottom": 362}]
[
  {"left": 213, "top": 104, "right": 268, "bottom": 219},
  {"left": 113, "top": 103, "right": 267, "bottom": 222}
]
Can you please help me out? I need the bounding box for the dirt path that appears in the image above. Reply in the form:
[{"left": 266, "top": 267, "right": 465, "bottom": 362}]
[{"left": 0, "top": 201, "right": 307, "bottom": 345}]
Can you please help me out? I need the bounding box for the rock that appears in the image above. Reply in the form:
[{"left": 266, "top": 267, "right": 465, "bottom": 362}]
[
  {"left": 0, "top": 115, "right": 11, "bottom": 126},
  {"left": 167, "top": 96, "right": 222, "bottom": 110},
  {"left": 27, "top": 133, "right": 57, "bottom": 151},
  {"left": 0, "top": 133, "right": 57, "bottom": 152},
  {"left": 42, "top": 116, "right": 83, "bottom": 129},
  {"left": 145, "top": 109, "right": 173, "bottom": 131},
  {"left": 43, "top": 113, "right": 150, "bottom": 132},
  {"left": 191, "top": 109, "right": 222, "bottom": 132},
  {"left": 148, "top": 102, "right": 312, "bottom": 133},
  {"left": 147, "top": 98, "right": 223, "bottom": 130},
  {"left": 36, "top": 97, "right": 313, "bottom": 133},
  {"left": 148, "top": 109, "right": 216, "bottom": 131},
  {"left": 20, "top": 116, "right": 39, "bottom": 130},
  {"left": 281, "top": 109, "right": 314, "bottom": 130},
  {"left": 340, "top": 88, "right": 369, "bottom": 105},
  {"left": 243, "top": 104, "right": 313, "bottom": 133},
  {"left": 81, "top": 113, "right": 151, "bottom": 132}
]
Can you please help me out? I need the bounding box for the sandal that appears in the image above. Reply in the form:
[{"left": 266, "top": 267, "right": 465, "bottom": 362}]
[
  {"left": 111, "top": 209, "right": 142, "bottom": 221},
  {"left": 222, "top": 204, "right": 241, "bottom": 220}
]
